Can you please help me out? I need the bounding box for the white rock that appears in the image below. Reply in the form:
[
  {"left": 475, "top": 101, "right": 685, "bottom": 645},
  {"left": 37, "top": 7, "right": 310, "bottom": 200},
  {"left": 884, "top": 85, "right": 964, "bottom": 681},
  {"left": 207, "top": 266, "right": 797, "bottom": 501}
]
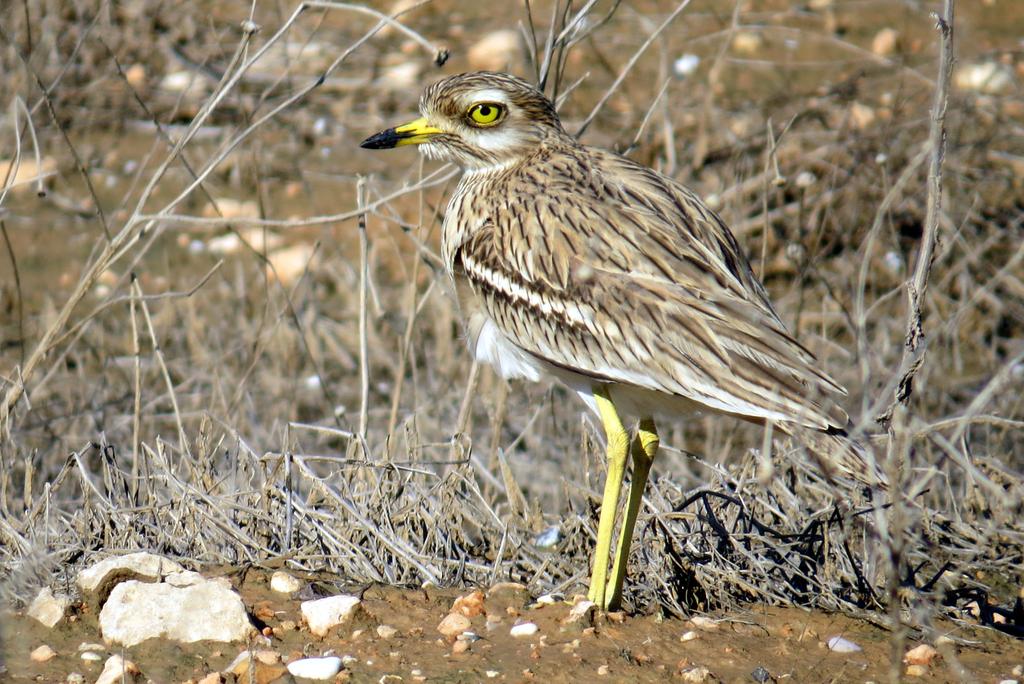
[
  {"left": 997, "top": 680, "right": 1019, "bottom": 684},
  {"left": 680, "top": 630, "right": 700, "bottom": 642},
  {"left": 95, "top": 655, "right": 140, "bottom": 684},
  {"left": 533, "top": 525, "right": 561, "bottom": 548},
  {"left": 955, "top": 62, "right": 1015, "bottom": 95},
  {"left": 795, "top": 171, "right": 817, "bottom": 188},
  {"left": 99, "top": 578, "right": 252, "bottom": 646},
  {"left": 567, "top": 600, "right": 595, "bottom": 623},
  {"left": 376, "top": 624, "right": 398, "bottom": 639},
  {"left": 30, "top": 644, "right": 56, "bottom": 662},
  {"left": 205, "top": 233, "right": 241, "bottom": 254},
  {"left": 78, "top": 642, "right": 106, "bottom": 652},
  {"left": 77, "top": 552, "right": 184, "bottom": 601},
  {"left": 510, "top": 622, "right": 539, "bottom": 637},
  {"left": 266, "top": 244, "right": 316, "bottom": 286},
  {"left": 160, "top": 71, "right": 197, "bottom": 93},
  {"left": 673, "top": 54, "right": 700, "bottom": 77},
  {"left": 286, "top": 656, "right": 343, "bottom": 679},
  {"left": 300, "top": 595, "right": 361, "bottom": 637},
  {"left": 81, "top": 651, "right": 103, "bottom": 661},
  {"left": 66, "top": 673, "right": 85, "bottom": 684},
  {"left": 380, "top": 62, "right": 421, "bottom": 90},
  {"left": 486, "top": 671, "right": 500, "bottom": 678},
  {"left": 468, "top": 30, "right": 519, "bottom": 72},
  {"left": 27, "top": 587, "right": 70, "bottom": 628},
  {"left": 827, "top": 635, "right": 863, "bottom": 653},
  {"left": 270, "top": 571, "right": 303, "bottom": 594},
  {"left": 688, "top": 616, "right": 719, "bottom": 631},
  {"left": 679, "top": 665, "right": 714, "bottom": 682}
]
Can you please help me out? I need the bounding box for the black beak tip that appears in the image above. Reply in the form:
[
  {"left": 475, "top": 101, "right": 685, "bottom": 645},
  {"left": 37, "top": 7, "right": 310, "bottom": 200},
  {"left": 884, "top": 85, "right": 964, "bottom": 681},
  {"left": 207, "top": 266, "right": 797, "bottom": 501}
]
[{"left": 360, "top": 128, "right": 399, "bottom": 150}]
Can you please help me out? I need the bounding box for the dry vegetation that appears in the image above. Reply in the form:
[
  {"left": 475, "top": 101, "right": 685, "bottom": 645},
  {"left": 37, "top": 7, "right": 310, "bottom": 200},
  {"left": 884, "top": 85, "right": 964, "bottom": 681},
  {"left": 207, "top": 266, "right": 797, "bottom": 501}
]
[{"left": 1, "top": 0, "right": 1022, "bottom": 662}]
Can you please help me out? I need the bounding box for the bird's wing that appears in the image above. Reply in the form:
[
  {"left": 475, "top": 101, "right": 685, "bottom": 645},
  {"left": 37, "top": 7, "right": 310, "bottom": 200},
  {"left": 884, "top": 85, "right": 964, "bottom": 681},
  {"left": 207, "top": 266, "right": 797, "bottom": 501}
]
[{"left": 451, "top": 145, "right": 848, "bottom": 430}]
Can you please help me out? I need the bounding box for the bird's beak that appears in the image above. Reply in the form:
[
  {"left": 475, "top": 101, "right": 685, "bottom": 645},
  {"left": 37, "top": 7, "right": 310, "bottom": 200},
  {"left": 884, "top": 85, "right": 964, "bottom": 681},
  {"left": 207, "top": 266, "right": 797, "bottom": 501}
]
[{"left": 360, "top": 117, "right": 442, "bottom": 149}]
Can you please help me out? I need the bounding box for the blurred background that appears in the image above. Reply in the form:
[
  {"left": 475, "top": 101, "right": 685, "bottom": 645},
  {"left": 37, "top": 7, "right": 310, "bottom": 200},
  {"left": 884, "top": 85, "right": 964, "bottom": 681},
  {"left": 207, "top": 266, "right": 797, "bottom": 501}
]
[{"left": 0, "top": 0, "right": 1021, "bottom": 630}]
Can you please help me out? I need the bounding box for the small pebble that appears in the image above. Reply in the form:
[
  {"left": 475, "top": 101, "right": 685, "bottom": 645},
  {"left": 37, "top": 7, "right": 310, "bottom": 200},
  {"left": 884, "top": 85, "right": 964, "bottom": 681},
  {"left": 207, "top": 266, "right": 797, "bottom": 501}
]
[
  {"left": 95, "top": 655, "right": 139, "bottom": 684},
  {"left": 680, "top": 630, "right": 700, "bottom": 642},
  {"left": 30, "top": 644, "right": 56, "bottom": 662},
  {"left": 533, "top": 526, "right": 561, "bottom": 548},
  {"left": 301, "top": 595, "right": 361, "bottom": 637},
  {"left": 679, "top": 665, "right": 714, "bottom": 682},
  {"left": 904, "top": 643, "right": 939, "bottom": 665},
  {"left": 269, "top": 571, "right": 303, "bottom": 594},
  {"left": 67, "top": 675, "right": 86, "bottom": 684},
  {"left": 567, "top": 600, "right": 595, "bottom": 623},
  {"left": 377, "top": 625, "right": 398, "bottom": 639},
  {"left": 751, "top": 665, "right": 772, "bottom": 682},
  {"left": 287, "top": 656, "right": 342, "bottom": 680},
  {"left": 452, "top": 590, "right": 485, "bottom": 618},
  {"left": 486, "top": 671, "right": 500, "bottom": 678},
  {"left": 905, "top": 664, "right": 928, "bottom": 677},
  {"left": 437, "top": 613, "right": 471, "bottom": 637},
  {"left": 871, "top": 27, "right": 900, "bottom": 56},
  {"left": 688, "top": 616, "right": 719, "bottom": 631},
  {"left": 597, "top": 664, "right": 610, "bottom": 675},
  {"left": 510, "top": 622, "right": 539, "bottom": 638},
  {"left": 673, "top": 54, "right": 700, "bottom": 77},
  {"left": 81, "top": 652, "right": 103, "bottom": 662},
  {"left": 826, "top": 635, "right": 862, "bottom": 653},
  {"left": 452, "top": 639, "right": 470, "bottom": 654}
]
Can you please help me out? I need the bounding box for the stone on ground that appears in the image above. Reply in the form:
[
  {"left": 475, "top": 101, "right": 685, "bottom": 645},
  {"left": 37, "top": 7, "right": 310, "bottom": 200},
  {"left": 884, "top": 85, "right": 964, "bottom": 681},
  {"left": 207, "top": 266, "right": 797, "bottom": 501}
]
[
  {"left": 287, "top": 655, "right": 343, "bottom": 679},
  {"left": 269, "top": 570, "right": 303, "bottom": 594},
  {"left": 99, "top": 578, "right": 253, "bottom": 646},
  {"left": 27, "top": 587, "right": 70, "bottom": 628},
  {"left": 300, "top": 594, "right": 362, "bottom": 637},
  {"left": 437, "top": 612, "right": 471, "bottom": 637},
  {"left": 29, "top": 644, "right": 56, "bottom": 662},
  {"left": 77, "top": 552, "right": 184, "bottom": 608},
  {"left": 95, "top": 655, "right": 140, "bottom": 684}
]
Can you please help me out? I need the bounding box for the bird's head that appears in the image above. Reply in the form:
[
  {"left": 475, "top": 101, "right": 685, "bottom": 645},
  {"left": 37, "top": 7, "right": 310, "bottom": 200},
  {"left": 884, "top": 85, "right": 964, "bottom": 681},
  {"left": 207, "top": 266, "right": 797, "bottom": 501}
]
[{"left": 360, "top": 72, "right": 566, "bottom": 170}]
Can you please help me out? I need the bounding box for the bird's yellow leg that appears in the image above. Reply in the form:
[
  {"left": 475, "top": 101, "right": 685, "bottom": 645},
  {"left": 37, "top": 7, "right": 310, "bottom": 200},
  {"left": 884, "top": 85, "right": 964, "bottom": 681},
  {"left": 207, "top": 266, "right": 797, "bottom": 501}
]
[
  {"left": 605, "top": 418, "right": 659, "bottom": 611},
  {"left": 587, "top": 385, "right": 631, "bottom": 610}
]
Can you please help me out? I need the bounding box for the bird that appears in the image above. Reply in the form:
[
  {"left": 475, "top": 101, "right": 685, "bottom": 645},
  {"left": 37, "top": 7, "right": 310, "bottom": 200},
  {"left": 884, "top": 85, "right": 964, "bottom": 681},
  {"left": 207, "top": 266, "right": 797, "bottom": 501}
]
[{"left": 361, "top": 71, "right": 876, "bottom": 611}]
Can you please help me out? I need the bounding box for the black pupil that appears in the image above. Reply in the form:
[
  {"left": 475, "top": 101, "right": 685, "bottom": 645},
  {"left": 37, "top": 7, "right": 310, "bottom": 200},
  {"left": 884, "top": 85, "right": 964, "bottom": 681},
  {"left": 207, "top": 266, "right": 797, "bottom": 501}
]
[{"left": 478, "top": 105, "right": 491, "bottom": 117}]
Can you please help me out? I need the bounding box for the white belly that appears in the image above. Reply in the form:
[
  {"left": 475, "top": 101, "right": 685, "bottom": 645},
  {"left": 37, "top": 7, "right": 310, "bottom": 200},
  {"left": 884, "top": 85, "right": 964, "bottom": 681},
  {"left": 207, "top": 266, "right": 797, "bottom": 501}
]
[
  {"left": 469, "top": 316, "right": 704, "bottom": 423},
  {"left": 471, "top": 317, "right": 545, "bottom": 383}
]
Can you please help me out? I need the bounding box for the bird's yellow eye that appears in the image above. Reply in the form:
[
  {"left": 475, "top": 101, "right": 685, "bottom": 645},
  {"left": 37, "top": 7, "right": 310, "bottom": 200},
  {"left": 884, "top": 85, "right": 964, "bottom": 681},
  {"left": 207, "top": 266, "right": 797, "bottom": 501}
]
[{"left": 467, "top": 102, "right": 504, "bottom": 126}]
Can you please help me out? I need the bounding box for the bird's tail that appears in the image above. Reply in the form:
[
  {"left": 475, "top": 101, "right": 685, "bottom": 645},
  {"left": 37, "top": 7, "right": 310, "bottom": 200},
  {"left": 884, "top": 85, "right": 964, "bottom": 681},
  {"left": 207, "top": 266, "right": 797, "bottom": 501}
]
[{"left": 791, "top": 425, "right": 888, "bottom": 490}]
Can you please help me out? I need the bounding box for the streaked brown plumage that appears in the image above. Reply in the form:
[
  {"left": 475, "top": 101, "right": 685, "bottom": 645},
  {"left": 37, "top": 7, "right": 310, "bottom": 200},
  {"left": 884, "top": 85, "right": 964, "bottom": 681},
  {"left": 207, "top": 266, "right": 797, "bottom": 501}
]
[{"left": 362, "top": 71, "right": 876, "bottom": 610}]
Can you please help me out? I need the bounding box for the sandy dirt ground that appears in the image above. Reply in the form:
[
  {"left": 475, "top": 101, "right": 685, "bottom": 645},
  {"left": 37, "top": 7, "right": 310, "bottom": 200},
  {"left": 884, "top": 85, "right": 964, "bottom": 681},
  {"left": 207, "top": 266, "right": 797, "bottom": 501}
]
[{"left": 3, "top": 569, "right": 1022, "bottom": 683}]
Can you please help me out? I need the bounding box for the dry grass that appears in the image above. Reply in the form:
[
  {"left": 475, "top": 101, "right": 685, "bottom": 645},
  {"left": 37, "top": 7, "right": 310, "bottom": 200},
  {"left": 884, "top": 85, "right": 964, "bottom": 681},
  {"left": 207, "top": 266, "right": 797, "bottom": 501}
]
[{"left": 1, "top": 0, "right": 1022, "bottom": 658}]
